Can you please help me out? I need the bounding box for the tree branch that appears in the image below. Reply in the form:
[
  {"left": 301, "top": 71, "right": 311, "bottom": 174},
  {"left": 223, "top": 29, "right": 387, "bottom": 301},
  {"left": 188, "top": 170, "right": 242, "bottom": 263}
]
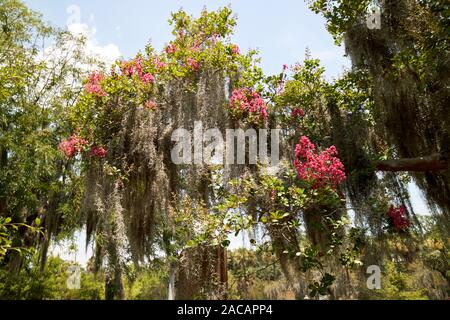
[{"left": 376, "top": 153, "right": 448, "bottom": 172}]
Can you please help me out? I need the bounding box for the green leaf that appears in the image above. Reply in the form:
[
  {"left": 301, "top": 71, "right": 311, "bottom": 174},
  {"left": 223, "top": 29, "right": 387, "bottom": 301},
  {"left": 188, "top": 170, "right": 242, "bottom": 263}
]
[{"left": 221, "top": 240, "right": 230, "bottom": 247}]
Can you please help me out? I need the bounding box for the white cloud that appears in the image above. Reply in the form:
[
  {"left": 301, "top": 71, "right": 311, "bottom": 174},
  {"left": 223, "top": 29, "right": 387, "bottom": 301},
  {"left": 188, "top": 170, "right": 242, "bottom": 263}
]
[
  {"left": 32, "top": 21, "right": 121, "bottom": 104},
  {"left": 68, "top": 22, "right": 121, "bottom": 68}
]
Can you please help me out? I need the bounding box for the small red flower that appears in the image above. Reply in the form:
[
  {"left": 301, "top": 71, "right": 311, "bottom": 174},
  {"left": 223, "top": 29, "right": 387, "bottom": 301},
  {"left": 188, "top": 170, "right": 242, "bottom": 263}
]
[
  {"left": 165, "top": 43, "right": 177, "bottom": 55},
  {"left": 291, "top": 108, "right": 305, "bottom": 118},
  {"left": 58, "top": 140, "right": 75, "bottom": 158},
  {"left": 387, "top": 205, "right": 410, "bottom": 231},
  {"left": 231, "top": 44, "right": 240, "bottom": 55},
  {"left": 141, "top": 73, "right": 155, "bottom": 84},
  {"left": 120, "top": 61, "right": 135, "bottom": 77},
  {"left": 90, "top": 146, "right": 107, "bottom": 159},
  {"left": 58, "top": 135, "right": 88, "bottom": 158},
  {"left": 186, "top": 58, "right": 200, "bottom": 71},
  {"left": 153, "top": 57, "right": 167, "bottom": 70},
  {"left": 144, "top": 100, "right": 157, "bottom": 110},
  {"left": 85, "top": 71, "right": 107, "bottom": 97}
]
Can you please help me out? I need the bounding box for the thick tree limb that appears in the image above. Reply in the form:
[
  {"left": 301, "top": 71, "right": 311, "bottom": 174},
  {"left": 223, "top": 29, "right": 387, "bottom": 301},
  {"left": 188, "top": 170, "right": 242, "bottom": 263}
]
[{"left": 376, "top": 153, "right": 448, "bottom": 172}]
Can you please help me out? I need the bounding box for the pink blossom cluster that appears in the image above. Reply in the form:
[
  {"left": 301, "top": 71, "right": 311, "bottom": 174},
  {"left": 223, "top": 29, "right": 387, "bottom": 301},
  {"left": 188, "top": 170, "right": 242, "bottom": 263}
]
[
  {"left": 153, "top": 57, "right": 167, "bottom": 70},
  {"left": 387, "top": 205, "right": 410, "bottom": 231},
  {"left": 165, "top": 43, "right": 177, "bottom": 55},
  {"left": 231, "top": 44, "right": 240, "bottom": 55},
  {"left": 120, "top": 58, "right": 155, "bottom": 84},
  {"left": 90, "top": 146, "right": 107, "bottom": 159},
  {"left": 229, "top": 88, "right": 269, "bottom": 124},
  {"left": 191, "top": 43, "right": 200, "bottom": 52},
  {"left": 294, "top": 136, "right": 346, "bottom": 189},
  {"left": 186, "top": 58, "right": 200, "bottom": 71},
  {"left": 58, "top": 135, "right": 88, "bottom": 158},
  {"left": 144, "top": 100, "right": 157, "bottom": 110},
  {"left": 85, "top": 72, "right": 107, "bottom": 97},
  {"left": 291, "top": 108, "right": 305, "bottom": 118},
  {"left": 121, "top": 62, "right": 134, "bottom": 77},
  {"left": 58, "top": 135, "right": 107, "bottom": 159},
  {"left": 141, "top": 73, "right": 155, "bottom": 84}
]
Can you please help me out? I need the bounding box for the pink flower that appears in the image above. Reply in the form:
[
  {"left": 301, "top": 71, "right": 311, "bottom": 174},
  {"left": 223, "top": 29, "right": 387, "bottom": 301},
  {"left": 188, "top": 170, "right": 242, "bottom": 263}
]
[
  {"left": 153, "top": 57, "right": 167, "bottom": 70},
  {"left": 291, "top": 108, "right": 305, "bottom": 118},
  {"left": 387, "top": 206, "right": 410, "bottom": 231},
  {"left": 91, "top": 146, "right": 107, "bottom": 159},
  {"left": 71, "top": 135, "right": 88, "bottom": 152},
  {"left": 86, "top": 71, "right": 102, "bottom": 84},
  {"left": 140, "top": 73, "right": 155, "bottom": 84},
  {"left": 187, "top": 58, "right": 200, "bottom": 71},
  {"left": 231, "top": 44, "right": 240, "bottom": 55},
  {"left": 134, "top": 57, "right": 144, "bottom": 77},
  {"left": 119, "top": 58, "right": 157, "bottom": 84},
  {"left": 85, "top": 84, "right": 107, "bottom": 97},
  {"left": 165, "top": 43, "right": 177, "bottom": 55},
  {"left": 121, "top": 58, "right": 148, "bottom": 79},
  {"left": 85, "top": 71, "right": 107, "bottom": 97},
  {"left": 229, "top": 88, "right": 268, "bottom": 125},
  {"left": 294, "top": 136, "right": 346, "bottom": 189},
  {"left": 144, "top": 100, "right": 157, "bottom": 110},
  {"left": 58, "top": 135, "right": 88, "bottom": 158},
  {"left": 58, "top": 140, "right": 75, "bottom": 158},
  {"left": 283, "top": 64, "right": 288, "bottom": 71},
  {"left": 121, "top": 61, "right": 135, "bottom": 77}
]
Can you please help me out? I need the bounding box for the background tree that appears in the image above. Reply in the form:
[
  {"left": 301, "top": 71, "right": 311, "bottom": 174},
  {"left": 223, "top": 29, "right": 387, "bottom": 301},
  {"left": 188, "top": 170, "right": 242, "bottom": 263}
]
[
  {"left": 309, "top": 0, "right": 450, "bottom": 230},
  {"left": 0, "top": 0, "right": 93, "bottom": 273}
]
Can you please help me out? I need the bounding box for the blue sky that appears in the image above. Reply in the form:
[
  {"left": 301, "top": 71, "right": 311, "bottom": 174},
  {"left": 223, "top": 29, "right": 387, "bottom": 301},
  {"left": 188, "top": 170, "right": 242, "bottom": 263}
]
[{"left": 25, "top": 0, "right": 350, "bottom": 78}]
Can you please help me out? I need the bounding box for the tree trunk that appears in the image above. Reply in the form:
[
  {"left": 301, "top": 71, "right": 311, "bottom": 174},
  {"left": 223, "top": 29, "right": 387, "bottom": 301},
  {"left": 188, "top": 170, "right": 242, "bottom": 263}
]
[
  {"left": 0, "top": 147, "right": 8, "bottom": 216},
  {"left": 105, "top": 262, "right": 125, "bottom": 300},
  {"left": 376, "top": 153, "right": 448, "bottom": 172}
]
